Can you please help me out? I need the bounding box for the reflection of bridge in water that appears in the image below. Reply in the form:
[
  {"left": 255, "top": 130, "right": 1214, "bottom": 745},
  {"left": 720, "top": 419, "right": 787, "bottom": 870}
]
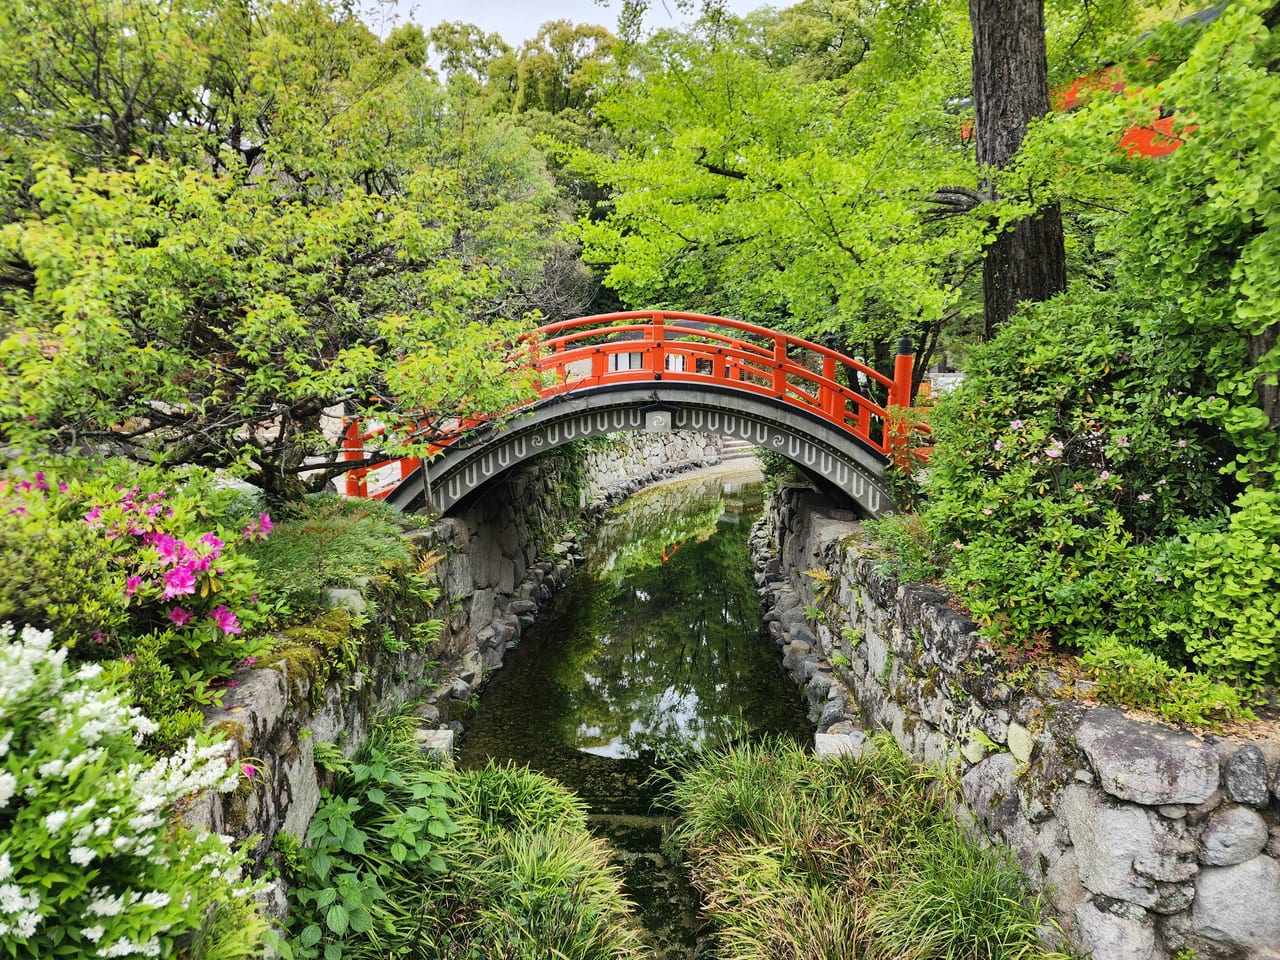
[{"left": 343, "top": 312, "right": 923, "bottom": 518}]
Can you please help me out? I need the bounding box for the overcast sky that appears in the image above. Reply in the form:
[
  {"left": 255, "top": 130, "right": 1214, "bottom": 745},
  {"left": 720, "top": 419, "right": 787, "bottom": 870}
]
[{"left": 366, "top": 0, "right": 768, "bottom": 46}]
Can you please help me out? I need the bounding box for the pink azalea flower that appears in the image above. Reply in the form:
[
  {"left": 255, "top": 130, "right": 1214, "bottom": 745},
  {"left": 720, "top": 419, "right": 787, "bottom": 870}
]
[
  {"left": 200, "top": 533, "right": 225, "bottom": 556},
  {"left": 167, "top": 606, "right": 194, "bottom": 626},
  {"left": 1010, "top": 419, "right": 1024, "bottom": 430},
  {"left": 34, "top": 472, "right": 49, "bottom": 491},
  {"left": 84, "top": 506, "right": 103, "bottom": 526},
  {"left": 208, "top": 605, "right": 242, "bottom": 635},
  {"left": 57, "top": 481, "right": 69, "bottom": 493},
  {"left": 1100, "top": 470, "right": 1111, "bottom": 480},
  {"left": 125, "top": 576, "right": 144, "bottom": 597},
  {"left": 152, "top": 533, "right": 181, "bottom": 566},
  {"left": 162, "top": 565, "right": 197, "bottom": 599},
  {"left": 242, "top": 763, "right": 257, "bottom": 778}
]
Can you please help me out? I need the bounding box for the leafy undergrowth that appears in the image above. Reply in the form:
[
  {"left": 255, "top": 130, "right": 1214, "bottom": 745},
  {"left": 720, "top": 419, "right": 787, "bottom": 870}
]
[
  {"left": 665, "top": 736, "right": 1072, "bottom": 960},
  {"left": 276, "top": 718, "right": 645, "bottom": 960},
  {"left": 0, "top": 457, "right": 447, "bottom": 752}
]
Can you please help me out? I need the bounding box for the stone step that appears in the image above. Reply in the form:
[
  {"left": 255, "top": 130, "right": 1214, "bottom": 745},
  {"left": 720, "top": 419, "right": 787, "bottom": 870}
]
[{"left": 719, "top": 438, "right": 759, "bottom": 461}]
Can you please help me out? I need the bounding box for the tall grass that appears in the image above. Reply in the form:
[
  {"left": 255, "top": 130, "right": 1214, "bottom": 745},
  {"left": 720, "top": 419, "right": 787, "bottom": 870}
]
[
  {"left": 664, "top": 736, "right": 1072, "bottom": 960},
  {"left": 283, "top": 721, "right": 645, "bottom": 960}
]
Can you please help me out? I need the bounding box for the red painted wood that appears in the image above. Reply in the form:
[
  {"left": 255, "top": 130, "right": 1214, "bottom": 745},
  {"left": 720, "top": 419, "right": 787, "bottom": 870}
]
[{"left": 343, "top": 312, "right": 920, "bottom": 500}]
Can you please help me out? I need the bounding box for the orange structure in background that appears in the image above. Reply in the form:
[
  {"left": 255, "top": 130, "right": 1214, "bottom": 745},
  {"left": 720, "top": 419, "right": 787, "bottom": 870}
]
[
  {"left": 958, "top": 55, "right": 1197, "bottom": 159},
  {"left": 343, "top": 312, "right": 922, "bottom": 501}
]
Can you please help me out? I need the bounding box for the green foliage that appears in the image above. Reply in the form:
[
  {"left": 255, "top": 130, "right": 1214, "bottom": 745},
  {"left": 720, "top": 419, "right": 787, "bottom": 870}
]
[
  {"left": 1080, "top": 638, "right": 1252, "bottom": 729},
  {"left": 282, "top": 722, "right": 644, "bottom": 960},
  {"left": 1154, "top": 489, "right": 1280, "bottom": 690},
  {"left": 571, "top": 3, "right": 981, "bottom": 366},
  {"left": 0, "top": 459, "right": 270, "bottom": 700},
  {"left": 862, "top": 513, "right": 946, "bottom": 584},
  {"left": 0, "top": 624, "right": 267, "bottom": 959},
  {"left": 916, "top": 282, "right": 1280, "bottom": 695},
  {"left": 912, "top": 1, "right": 1280, "bottom": 703},
  {"left": 116, "top": 633, "right": 208, "bottom": 753},
  {"left": 665, "top": 736, "right": 1067, "bottom": 960},
  {"left": 244, "top": 496, "right": 415, "bottom": 624},
  {"left": 0, "top": 0, "right": 565, "bottom": 498},
  {"left": 282, "top": 721, "right": 460, "bottom": 960}
]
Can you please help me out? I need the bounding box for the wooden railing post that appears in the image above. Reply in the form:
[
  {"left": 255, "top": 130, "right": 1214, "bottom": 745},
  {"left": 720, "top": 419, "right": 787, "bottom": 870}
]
[
  {"left": 650, "top": 312, "right": 666, "bottom": 377},
  {"left": 343, "top": 418, "right": 366, "bottom": 498},
  {"left": 773, "top": 338, "right": 788, "bottom": 396},
  {"left": 888, "top": 335, "right": 915, "bottom": 463}
]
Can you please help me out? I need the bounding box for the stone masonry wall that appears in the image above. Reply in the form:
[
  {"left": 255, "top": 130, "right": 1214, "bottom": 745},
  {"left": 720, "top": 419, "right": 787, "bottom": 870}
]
[
  {"left": 754, "top": 483, "right": 1280, "bottom": 960},
  {"left": 189, "top": 431, "right": 720, "bottom": 911}
]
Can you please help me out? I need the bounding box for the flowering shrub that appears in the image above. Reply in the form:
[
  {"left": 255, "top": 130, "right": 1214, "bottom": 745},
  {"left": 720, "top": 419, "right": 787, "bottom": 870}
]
[
  {"left": 916, "top": 286, "right": 1263, "bottom": 718},
  {"left": 0, "top": 460, "right": 271, "bottom": 698},
  {"left": 0, "top": 622, "right": 267, "bottom": 958}
]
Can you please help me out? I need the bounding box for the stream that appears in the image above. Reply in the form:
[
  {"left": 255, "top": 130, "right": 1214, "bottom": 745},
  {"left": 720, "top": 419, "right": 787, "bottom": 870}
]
[{"left": 455, "top": 463, "right": 812, "bottom": 957}]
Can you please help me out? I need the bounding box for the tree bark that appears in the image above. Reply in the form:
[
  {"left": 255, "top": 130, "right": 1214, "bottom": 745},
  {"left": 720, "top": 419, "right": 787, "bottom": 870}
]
[{"left": 970, "top": 0, "right": 1067, "bottom": 337}]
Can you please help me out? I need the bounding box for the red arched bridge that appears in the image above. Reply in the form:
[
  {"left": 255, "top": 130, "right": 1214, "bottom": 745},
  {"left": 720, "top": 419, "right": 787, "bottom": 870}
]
[{"left": 342, "top": 312, "right": 924, "bottom": 518}]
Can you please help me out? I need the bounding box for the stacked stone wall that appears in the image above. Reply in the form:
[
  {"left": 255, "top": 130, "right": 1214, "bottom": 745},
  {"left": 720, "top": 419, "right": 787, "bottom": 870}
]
[
  {"left": 189, "top": 432, "right": 720, "bottom": 908},
  {"left": 755, "top": 484, "right": 1280, "bottom": 960}
]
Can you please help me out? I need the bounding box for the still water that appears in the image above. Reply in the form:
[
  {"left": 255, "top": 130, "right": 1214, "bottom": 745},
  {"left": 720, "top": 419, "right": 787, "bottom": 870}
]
[{"left": 456, "top": 464, "right": 811, "bottom": 956}]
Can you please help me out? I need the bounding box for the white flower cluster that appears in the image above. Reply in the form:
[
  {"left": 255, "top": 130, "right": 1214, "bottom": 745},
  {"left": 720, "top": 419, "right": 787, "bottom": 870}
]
[{"left": 0, "top": 622, "right": 264, "bottom": 957}]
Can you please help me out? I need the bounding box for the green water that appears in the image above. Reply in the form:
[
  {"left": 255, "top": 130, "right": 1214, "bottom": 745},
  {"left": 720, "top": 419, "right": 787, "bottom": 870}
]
[{"left": 456, "top": 464, "right": 811, "bottom": 957}]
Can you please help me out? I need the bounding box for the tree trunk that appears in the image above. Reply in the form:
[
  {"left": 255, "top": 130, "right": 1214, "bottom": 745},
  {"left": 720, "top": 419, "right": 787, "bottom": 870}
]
[
  {"left": 970, "top": 0, "right": 1067, "bottom": 337},
  {"left": 1249, "top": 328, "right": 1280, "bottom": 432}
]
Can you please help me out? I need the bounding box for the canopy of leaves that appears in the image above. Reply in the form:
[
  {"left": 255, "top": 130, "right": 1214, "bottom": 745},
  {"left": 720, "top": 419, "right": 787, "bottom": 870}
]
[
  {"left": 0, "top": 0, "right": 565, "bottom": 498},
  {"left": 570, "top": 2, "right": 986, "bottom": 371}
]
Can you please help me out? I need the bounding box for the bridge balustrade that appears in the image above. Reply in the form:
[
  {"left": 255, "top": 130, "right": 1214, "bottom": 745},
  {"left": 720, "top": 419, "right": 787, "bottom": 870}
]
[{"left": 342, "top": 312, "right": 924, "bottom": 502}]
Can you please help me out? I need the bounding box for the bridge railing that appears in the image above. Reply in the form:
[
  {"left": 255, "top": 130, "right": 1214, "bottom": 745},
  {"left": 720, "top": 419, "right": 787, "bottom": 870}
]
[{"left": 342, "top": 311, "right": 923, "bottom": 499}]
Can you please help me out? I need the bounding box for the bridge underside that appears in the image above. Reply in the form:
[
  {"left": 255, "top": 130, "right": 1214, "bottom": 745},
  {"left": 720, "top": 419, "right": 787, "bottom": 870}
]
[{"left": 386, "top": 384, "right": 896, "bottom": 518}]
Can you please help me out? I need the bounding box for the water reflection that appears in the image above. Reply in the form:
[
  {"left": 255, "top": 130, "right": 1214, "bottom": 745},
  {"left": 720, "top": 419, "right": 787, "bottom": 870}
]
[
  {"left": 455, "top": 464, "right": 811, "bottom": 957},
  {"left": 458, "top": 463, "right": 809, "bottom": 781}
]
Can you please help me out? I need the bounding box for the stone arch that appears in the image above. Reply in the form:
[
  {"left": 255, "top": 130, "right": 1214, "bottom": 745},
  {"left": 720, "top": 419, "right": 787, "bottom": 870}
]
[{"left": 384, "top": 384, "right": 895, "bottom": 517}]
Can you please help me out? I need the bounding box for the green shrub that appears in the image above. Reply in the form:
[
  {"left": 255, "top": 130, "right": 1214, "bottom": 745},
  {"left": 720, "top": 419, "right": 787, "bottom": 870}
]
[
  {"left": 1153, "top": 488, "right": 1280, "bottom": 689},
  {"left": 1080, "top": 637, "right": 1252, "bottom": 728},
  {"left": 917, "top": 285, "right": 1280, "bottom": 699},
  {"left": 861, "top": 512, "right": 946, "bottom": 583},
  {"left": 243, "top": 495, "right": 414, "bottom": 625},
  {"left": 665, "top": 737, "right": 1066, "bottom": 960},
  {"left": 282, "top": 722, "right": 644, "bottom": 960},
  {"left": 0, "top": 623, "right": 266, "bottom": 959},
  {"left": 114, "top": 632, "right": 208, "bottom": 752}
]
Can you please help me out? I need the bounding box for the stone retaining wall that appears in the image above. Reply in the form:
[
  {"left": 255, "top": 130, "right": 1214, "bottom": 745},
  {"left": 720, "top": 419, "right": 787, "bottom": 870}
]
[
  {"left": 190, "top": 432, "right": 721, "bottom": 908},
  {"left": 754, "top": 483, "right": 1280, "bottom": 960}
]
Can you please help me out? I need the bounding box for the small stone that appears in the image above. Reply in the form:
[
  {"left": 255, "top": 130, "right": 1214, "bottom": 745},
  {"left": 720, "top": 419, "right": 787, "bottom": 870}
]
[
  {"left": 410, "top": 703, "right": 440, "bottom": 724},
  {"left": 1158, "top": 805, "right": 1188, "bottom": 820},
  {"left": 817, "top": 698, "right": 846, "bottom": 730},
  {"left": 325, "top": 587, "right": 366, "bottom": 615},
  {"left": 1151, "top": 882, "right": 1196, "bottom": 915},
  {"left": 1073, "top": 901, "right": 1157, "bottom": 960},
  {"left": 415, "top": 728, "right": 454, "bottom": 759},
  {"left": 1224, "top": 745, "right": 1270, "bottom": 807},
  {"left": 960, "top": 735, "right": 989, "bottom": 765},
  {"left": 1059, "top": 785, "right": 1158, "bottom": 908},
  {"left": 1200, "top": 806, "right": 1270, "bottom": 866},
  {"left": 1007, "top": 720, "right": 1034, "bottom": 764},
  {"left": 1186, "top": 789, "right": 1224, "bottom": 826},
  {"left": 815, "top": 730, "right": 868, "bottom": 759}
]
